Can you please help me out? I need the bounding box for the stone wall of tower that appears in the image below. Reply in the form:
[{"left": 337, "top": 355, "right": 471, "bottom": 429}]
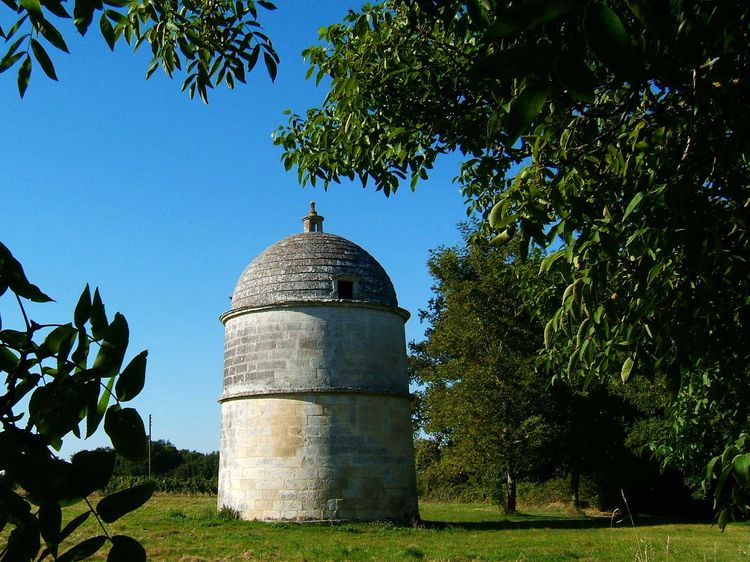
[
  {"left": 219, "top": 304, "right": 418, "bottom": 521},
  {"left": 218, "top": 394, "right": 417, "bottom": 521}
]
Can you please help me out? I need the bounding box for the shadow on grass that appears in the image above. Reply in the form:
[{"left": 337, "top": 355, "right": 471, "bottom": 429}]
[{"left": 420, "top": 514, "right": 711, "bottom": 531}]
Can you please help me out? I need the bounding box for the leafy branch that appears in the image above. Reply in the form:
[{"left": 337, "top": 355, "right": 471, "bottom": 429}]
[
  {"left": 0, "top": 0, "right": 278, "bottom": 100},
  {"left": 1, "top": 241, "right": 153, "bottom": 561}
]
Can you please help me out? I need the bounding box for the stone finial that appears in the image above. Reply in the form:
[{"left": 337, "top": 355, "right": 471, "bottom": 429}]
[{"left": 302, "top": 201, "right": 325, "bottom": 232}]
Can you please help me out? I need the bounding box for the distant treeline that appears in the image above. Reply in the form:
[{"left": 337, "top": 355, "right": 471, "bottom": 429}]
[{"left": 97, "top": 439, "right": 218, "bottom": 495}]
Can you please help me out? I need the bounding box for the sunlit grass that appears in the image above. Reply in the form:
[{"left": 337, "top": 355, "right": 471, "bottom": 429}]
[{"left": 24, "top": 496, "right": 750, "bottom": 560}]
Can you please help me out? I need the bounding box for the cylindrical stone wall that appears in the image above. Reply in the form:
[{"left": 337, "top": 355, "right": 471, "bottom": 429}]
[
  {"left": 218, "top": 394, "right": 418, "bottom": 521},
  {"left": 222, "top": 305, "right": 409, "bottom": 397},
  {"left": 219, "top": 303, "right": 418, "bottom": 521}
]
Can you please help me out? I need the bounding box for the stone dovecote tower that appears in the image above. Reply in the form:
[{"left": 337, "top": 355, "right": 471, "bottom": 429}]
[{"left": 218, "top": 203, "right": 419, "bottom": 521}]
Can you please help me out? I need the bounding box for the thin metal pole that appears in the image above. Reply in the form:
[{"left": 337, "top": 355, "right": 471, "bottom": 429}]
[{"left": 148, "top": 414, "right": 152, "bottom": 478}]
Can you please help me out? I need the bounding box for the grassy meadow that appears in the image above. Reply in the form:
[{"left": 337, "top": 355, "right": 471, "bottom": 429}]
[{"left": 40, "top": 495, "right": 749, "bottom": 561}]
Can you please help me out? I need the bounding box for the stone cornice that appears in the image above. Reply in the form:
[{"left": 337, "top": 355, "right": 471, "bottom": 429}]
[
  {"left": 218, "top": 387, "right": 412, "bottom": 403},
  {"left": 219, "top": 299, "right": 411, "bottom": 325}
]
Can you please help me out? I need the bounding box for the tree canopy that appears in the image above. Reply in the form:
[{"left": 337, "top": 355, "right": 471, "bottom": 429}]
[
  {"left": 411, "top": 232, "right": 697, "bottom": 513},
  {"left": 275, "top": 0, "right": 750, "bottom": 524},
  {"left": 0, "top": 0, "right": 278, "bottom": 100},
  {"left": 411, "top": 237, "right": 554, "bottom": 513}
]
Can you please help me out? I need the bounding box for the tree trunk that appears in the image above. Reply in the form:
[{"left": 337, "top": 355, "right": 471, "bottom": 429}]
[
  {"left": 570, "top": 470, "right": 581, "bottom": 509},
  {"left": 504, "top": 464, "right": 517, "bottom": 514}
]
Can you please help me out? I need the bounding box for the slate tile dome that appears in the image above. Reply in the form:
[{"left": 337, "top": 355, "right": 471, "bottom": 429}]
[{"left": 231, "top": 223, "right": 398, "bottom": 310}]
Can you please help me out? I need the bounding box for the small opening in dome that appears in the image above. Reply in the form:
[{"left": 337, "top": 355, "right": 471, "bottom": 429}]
[{"left": 337, "top": 280, "right": 354, "bottom": 299}]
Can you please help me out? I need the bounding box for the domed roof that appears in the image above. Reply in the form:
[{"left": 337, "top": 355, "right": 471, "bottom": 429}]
[{"left": 230, "top": 205, "right": 398, "bottom": 310}]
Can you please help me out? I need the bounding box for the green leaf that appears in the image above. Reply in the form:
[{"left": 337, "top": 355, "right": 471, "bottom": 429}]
[
  {"left": 717, "top": 507, "right": 730, "bottom": 531},
  {"left": 40, "top": 323, "right": 77, "bottom": 357},
  {"left": 39, "top": 501, "right": 62, "bottom": 546},
  {"left": 584, "top": 3, "right": 637, "bottom": 81},
  {"left": 732, "top": 453, "right": 750, "bottom": 486},
  {"left": 539, "top": 250, "right": 565, "bottom": 274},
  {"left": 244, "top": 43, "right": 260, "bottom": 72},
  {"left": 74, "top": 284, "right": 91, "bottom": 328},
  {"left": 470, "top": 44, "right": 553, "bottom": 81},
  {"left": 487, "top": 0, "right": 585, "bottom": 38},
  {"left": 57, "top": 535, "right": 107, "bottom": 562},
  {"left": 31, "top": 38, "right": 58, "bottom": 80},
  {"left": 0, "top": 487, "right": 32, "bottom": 522},
  {"left": 59, "top": 512, "right": 90, "bottom": 542},
  {"left": 464, "top": 0, "right": 490, "bottom": 27},
  {"left": 0, "top": 346, "right": 20, "bottom": 371},
  {"left": 39, "top": 19, "right": 70, "bottom": 53},
  {"left": 4, "top": 518, "right": 41, "bottom": 561},
  {"left": 29, "top": 381, "right": 83, "bottom": 438},
  {"left": 544, "top": 318, "right": 554, "bottom": 349},
  {"left": 20, "top": 0, "right": 43, "bottom": 18},
  {"left": 96, "top": 483, "right": 154, "bottom": 523},
  {"left": 99, "top": 12, "right": 115, "bottom": 50},
  {"left": 87, "top": 374, "right": 113, "bottom": 437},
  {"left": 626, "top": 0, "right": 672, "bottom": 38},
  {"left": 40, "top": 0, "right": 71, "bottom": 18},
  {"left": 92, "top": 312, "right": 129, "bottom": 377},
  {"left": 490, "top": 227, "right": 514, "bottom": 246},
  {"left": 104, "top": 8, "right": 128, "bottom": 25},
  {"left": 3, "top": 13, "right": 29, "bottom": 41},
  {"left": 0, "top": 241, "right": 52, "bottom": 302},
  {"left": 104, "top": 406, "right": 148, "bottom": 461},
  {"left": 107, "top": 535, "right": 147, "bottom": 562},
  {"left": 554, "top": 50, "right": 596, "bottom": 103},
  {"left": 0, "top": 51, "right": 25, "bottom": 74},
  {"left": 263, "top": 50, "right": 277, "bottom": 81},
  {"left": 90, "top": 288, "right": 108, "bottom": 340},
  {"left": 620, "top": 356, "right": 634, "bottom": 383},
  {"left": 1, "top": 33, "right": 28, "bottom": 71},
  {"left": 71, "top": 327, "right": 90, "bottom": 367},
  {"left": 506, "top": 81, "right": 548, "bottom": 144},
  {"left": 705, "top": 455, "right": 720, "bottom": 481},
  {"left": 488, "top": 200, "right": 505, "bottom": 228},
  {"left": 622, "top": 191, "right": 645, "bottom": 220},
  {"left": 115, "top": 350, "right": 147, "bottom": 402},
  {"left": 73, "top": 0, "right": 96, "bottom": 35}
]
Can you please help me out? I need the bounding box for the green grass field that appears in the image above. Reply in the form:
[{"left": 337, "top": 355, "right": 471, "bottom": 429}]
[{"left": 12, "top": 496, "right": 750, "bottom": 561}]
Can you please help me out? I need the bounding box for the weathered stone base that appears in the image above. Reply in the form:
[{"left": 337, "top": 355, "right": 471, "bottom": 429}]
[{"left": 218, "top": 393, "right": 419, "bottom": 522}]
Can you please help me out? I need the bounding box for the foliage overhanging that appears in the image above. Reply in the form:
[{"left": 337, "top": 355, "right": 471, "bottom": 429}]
[
  {"left": 274, "top": 0, "right": 750, "bottom": 525},
  {"left": 0, "top": 0, "right": 278, "bottom": 101}
]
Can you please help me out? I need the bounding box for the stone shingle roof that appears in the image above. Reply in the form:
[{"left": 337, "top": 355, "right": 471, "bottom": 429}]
[{"left": 231, "top": 232, "right": 398, "bottom": 309}]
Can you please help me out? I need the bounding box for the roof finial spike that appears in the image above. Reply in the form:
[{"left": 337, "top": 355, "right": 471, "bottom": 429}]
[{"left": 302, "top": 201, "right": 325, "bottom": 233}]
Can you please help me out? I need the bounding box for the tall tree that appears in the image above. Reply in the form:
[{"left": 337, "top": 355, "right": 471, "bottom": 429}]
[
  {"left": 412, "top": 235, "right": 556, "bottom": 513},
  {"left": 275, "top": 1, "right": 750, "bottom": 524},
  {"left": 413, "top": 233, "right": 666, "bottom": 512}
]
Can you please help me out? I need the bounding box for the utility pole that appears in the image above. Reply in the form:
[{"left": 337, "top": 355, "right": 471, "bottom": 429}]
[{"left": 148, "top": 414, "right": 152, "bottom": 478}]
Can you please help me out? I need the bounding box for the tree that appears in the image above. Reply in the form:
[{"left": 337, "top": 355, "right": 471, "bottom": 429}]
[
  {"left": 274, "top": 1, "right": 750, "bottom": 524},
  {"left": 412, "top": 232, "right": 677, "bottom": 512},
  {"left": 412, "top": 235, "right": 559, "bottom": 513},
  {"left": 0, "top": 0, "right": 278, "bottom": 101},
  {"left": 108, "top": 439, "right": 218, "bottom": 479}
]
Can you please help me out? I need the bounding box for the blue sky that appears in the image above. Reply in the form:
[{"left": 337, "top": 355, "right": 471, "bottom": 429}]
[{"left": 1, "top": 1, "right": 472, "bottom": 455}]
